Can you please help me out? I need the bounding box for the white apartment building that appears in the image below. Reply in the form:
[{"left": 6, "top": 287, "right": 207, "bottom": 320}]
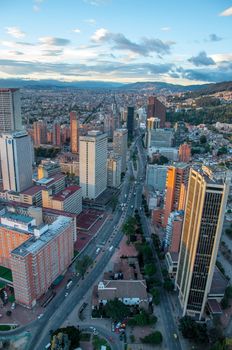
[
  {"left": 0, "top": 88, "right": 22, "bottom": 132},
  {"left": 80, "top": 131, "right": 107, "bottom": 199},
  {"left": 107, "top": 153, "right": 121, "bottom": 188},
  {"left": 0, "top": 131, "right": 33, "bottom": 192}
]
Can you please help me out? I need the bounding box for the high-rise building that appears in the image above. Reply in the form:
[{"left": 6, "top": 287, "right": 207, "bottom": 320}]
[
  {"left": 176, "top": 168, "right": 229, "bottom": 320},
  {"left": 163, "top": 163, "right": 189, "bottom": 227},
  {"left": 0, "top": 131, "right": 33, "bottom": 192},
  {"left": 164, "top": 210, "right": 184, "bottom": 252},
  {"left": 147, "top": 96, "right": 166, "bottom": 128},
  {"left": 38, "top": 161, "right": 61, "bottom": 180},
  {"left": 0, "top": 88, "right": 22, "bottom": 132},
  {"left": 113, "top": 129, "right": 128, "bottom": 173},
  {"left": 107, "top": 153, "right": 122, "bottom": 188},
  {"left": 179, "top": 143, "right": 191, "bottom": 163},
  {"left": 70, "top": 111, "right": 79, "bottom": 153},
  {"left": 80, "top": 131, "right": 107, "bottom": 199},
  {"left": 33, "top": 120, "right": 47, "bottom": 146},
  {"left": 147, "top": 128, "right": 174, "bottom": 148},
  {"left": 146, "top": 164, "right": 168, "bottom": 192},
  {"left": 127, "top": 107, "right": 134, "bottom": 139},
  {"left": 147, "top": 117, "right": 160, "bottom": 130},
  {"left": 53, "top": 122, "right": 61, "bottom": 147}
]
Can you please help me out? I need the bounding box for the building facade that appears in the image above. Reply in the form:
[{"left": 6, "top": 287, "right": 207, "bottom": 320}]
[
  {"left": 146, "top": 164, "right": 168, "bottom": 192},
  {"left": 147, "top": 96, "right": 166, "bottom": 128},
  {"left": 33, "top": 120, "right": 47, "bottom": 146},
  {"left": 113, "top": 129, "right": 128, "bottom": 173},
  {"left": 176, "top": 168, "right": 229, "bottom": 320},
  {"left": 0, "top": 88, "right": 22, "bottom": 132},
  {"left": 0, "top": 131, "right": 33, "bottom": 192},
  {"left": 179, "top": 143, "right": 191, "bottom": 163},
  {"left": 70, "top": 111, "right": 79, "bottom": 154},
  {"left": 80, "top": 131, "right": 107, "bottom": 199},
  {"left": 107, "top": 154, "right": 121, "bottom": 188},
  {"left": 127, "top": 107, "right": 134, "bottom": 139}
]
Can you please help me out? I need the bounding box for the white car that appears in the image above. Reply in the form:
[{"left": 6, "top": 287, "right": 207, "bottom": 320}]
[
  {"left": 37, "top": 313, "right": 44, "bottom": 319},
  {"left": 65, "top": 292, "right": 69, "bottom": 297}
]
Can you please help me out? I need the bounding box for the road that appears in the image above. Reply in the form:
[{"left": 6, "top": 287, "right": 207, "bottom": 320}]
[
  {"left": 136, "top": 134, "right": 183, "bottom": 350},
  {"left": 26, "top": 137, "right": 140, "bottom": 350}
]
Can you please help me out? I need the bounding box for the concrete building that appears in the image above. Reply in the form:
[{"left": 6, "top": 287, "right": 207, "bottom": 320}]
[
  {"left": 147, "top": 128, "right": 174, "bottom": 148},
  {"left": 148, "top": 147, "right": 179, "bottom": 161},
  {"left": 147, "top": 117, "right": 160, "bottom": 130},
  {"left": 10, "top": 214, "right": 74, "bottom": 308},
  {"left": 0, "top": 131, "right": 33, "bottom": 192},
  {"left": 59, "top": 161, "right": 79, "bottom": 177},
  {"left": 164, "top": 210, "right": 184, "bottom": 252},
  {"left": 163, "top": 163, "right": 189, "bottom": 227},
  {"left": 33, "top": 120, "right": 47, "bottom": 146},
  {"left": 35, "top": 173, "right": 66, "bottom": 195},
  {"left": 42, "top": 185, "right": 82, "bottom": 214},
  {"left": 107, "top": 153, "right": 121, "bottom": 188},
  {"left": 53, "top": 122, "right": 61, "bottom": 147},
  {"left": 127, "top": 107, "right": 134, "bottom": 139},
  {"left": 146, "top": 164, "right": 168, "bottom": 191},
  {"left": 179, "top": 143, "right": 191, "bottom": 163},
  {"left": 113, "top": 129, "right": 128, "bottom": 173},
  {"left": 38, "top": 162, "right": 61, "bottom": 180},
  {"left": 80, "top": 131, "right": 107, "bottom": 199},
  {"left": 70, "top": 111, "right": 79, "bottom": 154},
  {"left": 147, "top": 96, "right": 166, "bottom": 128},
  {"left": 0, "top": 88, "right": 22, "bottom": 132},
  {"left": 176, "top": 168, "right": 229, "bottom": 320}
]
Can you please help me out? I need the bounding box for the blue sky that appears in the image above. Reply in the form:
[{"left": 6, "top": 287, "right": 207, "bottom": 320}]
[{"left": 0, "top": 0, "right": 231, "bottom": 84}]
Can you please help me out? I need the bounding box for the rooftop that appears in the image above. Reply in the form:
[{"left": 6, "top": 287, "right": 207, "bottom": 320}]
[
  {"left": 35, "top": 173, "right": 65, "bottom": 186},
  {"left": 53, "top": 185, "right": 81, "bottom": 202},
  {"left": 2, "top": 212, "right": 33, "bottom": 224},
  {"left": 11, "top": 216, "right": 72, "bottom": 257},
  {"left": 20, "top": 185, "right": 42, "bottom": 196}
]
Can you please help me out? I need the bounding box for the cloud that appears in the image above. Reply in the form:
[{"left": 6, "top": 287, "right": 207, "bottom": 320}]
[
  {"left": 5, "top": 27, "right": 25, "bottom": 38},
  {"left": 33, "top": 0, "right": 44, "bottom": 12},
  {"left": 84, "top": 19, "right": 96, "bottom": 25},
  {"left": 83, "top": 0, "right": 109, "bottom": 5},
  {"left": 39, "top": 37, "right": 71, "bottom": 46},
  {"left": 91, "top": 28, "right": 175, "bottom": 56},
  {"left": 16, "top": 41, "right": 34, "bottom": 46},
  {"left": 72, "top": 28, "right": 81, "bottom": 33},
  {"left": 9, "top": 51, "right": 24, "bottom": 56},
  {"left": 219, "top": 7, "right": 232, "bottom": 16},
  {"left": 188, "top": 51, "right": 215, "bottom": 66},
  {"left": 161, "top": 27, "right": 171, "bottom": 32},
  {"left": 208, "top": 34, "right": 222, "bottom": 42},
  {"left": 42, "top": 49, "right": 64, "bottom": 56}
]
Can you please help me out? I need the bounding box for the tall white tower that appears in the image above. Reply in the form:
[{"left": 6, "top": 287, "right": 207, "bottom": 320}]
[
  {"left": 0, "top": 88, "right": 22, "bottom": 132},
  {"left": 80, "top": 131, "right": 107, "bottom": 199},
  {"left": 0, "top": 131, "right": 33, "bottom": 192}
]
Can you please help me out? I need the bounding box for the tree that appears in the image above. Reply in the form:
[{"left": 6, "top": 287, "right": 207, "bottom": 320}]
[
  {"left": 76, "top": 255, "right": 93, "bottom": 278},
  {"left": 163, "top": 278, "right": 174, "bottom": 292},
  {"left": 151, "top": 288, "right": 160, "bottom": 305},
  {"left": 225, "top": 285, "right": 232, "bottom": 299},
  {"left": 200, "top": 135, "right": 207, "bottom": 144},
  {"left": 104, "top": 299, "right": 130, "bottom": 321},
  {"left": 141, "top": 331, "right": 163, "bottom": 345},
  {"left": 128, "top": 309, "right": 157, "bottom": 327},
  {"left": 6, "top": 310, "right": 12, "bottom": 317},
  {"left": 51, "top": 326, "right": 81, "bottom": 349},
  {"left": 122, "top": 216, "right": 137, "bottom": 237},
  {"left": 144, "top": 263, "right": 156, "bottom": 277},
  {"left": 179, "top": 316, "right": 208, "bottom": 343}
]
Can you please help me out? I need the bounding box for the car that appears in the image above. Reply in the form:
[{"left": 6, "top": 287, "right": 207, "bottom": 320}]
[
  {"left": 96, "top": 248, "right": 100, "bottom": 254},
  {"left": 65, "top": 292, "right": 69, "bottom": 297},
  {"left": 109, "top": 245, "right": 114, "bottom": 251},
  {"left": 37, "top": 313, "right": 44, "bottom": 319},
  {"left": 11, "top": 302, "right": 16, "bottom": 310},
  {"left": 173, "top": 333, "right": 178, "bottom": 339},
  {"left": 111, "top": 322, "right": 115, "bottom": 332}
]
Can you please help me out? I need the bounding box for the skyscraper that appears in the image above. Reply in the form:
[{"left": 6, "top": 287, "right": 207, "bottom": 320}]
[
  {"left": 179, "top": 143, "right": 191, "bottom": 163},
  {"left": 70, "top": 111, "right": 79, "bottom": 153},
  {"left": 113, "top": 128, "right": 128, "bottom": 173},
  {"left": 163, "top": 163, "right": 189, "bottom": 227},
  {"left": 0, "top": 131, "right": 33, "bottom": 192},
  {"left": 79, "top": 131, "right": 107, "bottom": 199},
  {"left": 33, "top": 120, "right": 47, "bottom": 146},
  {"left": 127, "top": 107, "right": 134, "bottom": 139},
  {"left": 0, "top": 88, "right": 22, "bottom": 132},
  {"left": 107, "top": 153, "right": 122, "bottom": 188},
  {"left": 176, "top": 168, "right": 229, "bottom": 320},
  {"left": 53, "top": 122, "right": 61, "bottom": 147},
  {"left": 147, "top": 96, "right": 166, "bottom": 128}
]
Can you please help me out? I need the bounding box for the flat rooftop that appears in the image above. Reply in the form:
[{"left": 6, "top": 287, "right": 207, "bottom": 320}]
[
  {"left": 53, "top": 185, "right": 81, "bottom": 202},
  {"left": 2, "top": 212, "right": 33, "bottom": 224},
  {"left": 20, "top": 185, "right": 42, "bottom": 196},
  {"left": 11, "top": 216, "right": 72, "bottom": 257}
]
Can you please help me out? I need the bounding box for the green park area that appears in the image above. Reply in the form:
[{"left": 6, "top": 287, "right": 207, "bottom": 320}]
[{"left": 0, "top": 266, "right": 13, "bottom": 282}]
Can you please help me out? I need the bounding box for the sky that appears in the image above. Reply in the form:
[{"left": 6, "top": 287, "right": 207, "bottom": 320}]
[{"left": 0, "top": 0, "right": 231, "bottom": 85}]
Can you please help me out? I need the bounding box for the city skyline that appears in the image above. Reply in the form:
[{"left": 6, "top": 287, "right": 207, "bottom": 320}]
[{"left": 0, "top": 0, "right": 231, "bottom": 84}]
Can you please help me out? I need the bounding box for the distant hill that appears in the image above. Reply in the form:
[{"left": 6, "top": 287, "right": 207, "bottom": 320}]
[
  {"left": 0, "top": 78, "right": 231, "bottom": 95},
  {"left": 0, "top": 79, "right": 123, "bottom": 89}
]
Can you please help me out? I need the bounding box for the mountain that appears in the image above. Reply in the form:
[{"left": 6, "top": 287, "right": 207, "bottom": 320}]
[
  {"left": 0, "top": 79, "right": 123, "bottom": 89},
  {"left": 0, "top": 78, "right": 231, "bottom": 95}
]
